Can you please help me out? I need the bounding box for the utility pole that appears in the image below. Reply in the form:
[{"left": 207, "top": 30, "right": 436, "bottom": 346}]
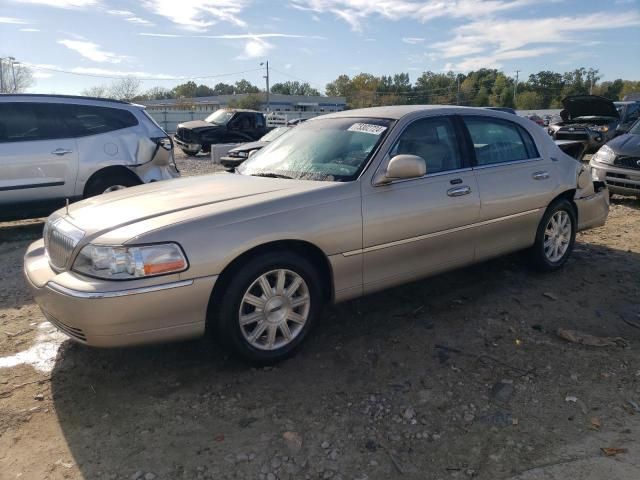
[
  {"left": 261, "top": 61, "right": 270, "bottom": 111},
  {"left": 513, "top": 70, "right": 521, "bottom": 106}
]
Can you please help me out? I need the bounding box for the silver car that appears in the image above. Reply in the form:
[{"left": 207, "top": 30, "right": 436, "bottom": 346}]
[
  {"left": 0, "top": 94, "right": 179, "bottom": 220},
  {"left": 24, "top": 106, "right": 609, "bottom": 363}
]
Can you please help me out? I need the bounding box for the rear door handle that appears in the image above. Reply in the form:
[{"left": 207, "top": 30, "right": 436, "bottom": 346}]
[
  {"left": 447, "top": 186, "right": 471, "bottom": 197},
  {"left": 51, "top": 148, "right": 73, "bottom": 156},
  {"left": 532, "top": 171, "right": 550, "bottom": 180}
]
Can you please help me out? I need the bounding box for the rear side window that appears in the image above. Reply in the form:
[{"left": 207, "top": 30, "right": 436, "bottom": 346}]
[
  {"left": 60, "top": 104, "right": 138, "bottom": 137},
  {"left": 255, "top": 113, "right": 265, "bottom": 128},
  {"left": 0, "top": 102, "right": 70, "bottom": 142},
  {"left": 462, "top": 117, "right": 539, "bottom": 166}
]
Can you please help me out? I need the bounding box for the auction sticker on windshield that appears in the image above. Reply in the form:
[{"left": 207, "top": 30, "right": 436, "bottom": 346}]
[{"left": 347, "top": 123, "right": 387, "bottom": 135}]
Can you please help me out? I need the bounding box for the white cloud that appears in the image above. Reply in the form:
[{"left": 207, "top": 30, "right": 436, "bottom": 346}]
[
  {"left": 139, "top": 32, "right": 323, "bottom": 39},
  {"left": 27, "top": 63, "right": 176, "bottom": 79},
  {"left": 290, "top": 0, "right": 538, "bottom": 31},
  {"left": 0, "top": 16, "right": 29, "bottom": 24},
  {"left": 12, "top": 0, "right": 98, "bottom": 7},
  {"left": 58, "top": 39, "right": 126, "bottom": 63},
  {"left": 32, "top": 71, "right": 52, "bottom": 78},
  {"left": 142, "top": 0, "right": 250, "bottom": 30},
  {"left": 402, "top": 37, "right": 425, "bottom": 45},
  {"left": 239, "top": 38, "right": 273, "bottom": 59},
  {"left": 433, "top": 11, "right": 640, "bottom": 71},
  {"left": 20, "top": 27, "right": 40, "bottom": 31},
  {"left": 107, "top": 9, "right": 154, "bottom": 26}
]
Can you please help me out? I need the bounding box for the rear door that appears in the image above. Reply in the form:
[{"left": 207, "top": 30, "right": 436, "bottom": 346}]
[
  {"left": 460, "top": 115, "right": 554, "bottom": 260},
  {"left": 0, "top": 102, "right": 78, "bottom": 208}
]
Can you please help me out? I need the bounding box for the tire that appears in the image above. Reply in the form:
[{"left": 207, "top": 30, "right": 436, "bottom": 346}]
[
  {"left": 84, "top": 172, "right": 140, "bottom": 198},
  {"left": 528, "top": 199, "right": 576, "bottom": 271},
  {"left": 182, "top": 149, "right": 200, "bottom": 156},
  {"left": 212, "top": 251, "right": 323, "bottom": 364}
]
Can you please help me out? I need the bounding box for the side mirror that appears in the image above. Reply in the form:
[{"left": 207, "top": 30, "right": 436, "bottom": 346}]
[{"left": 375, "top": 154, "right": 426, "bottom": 185}]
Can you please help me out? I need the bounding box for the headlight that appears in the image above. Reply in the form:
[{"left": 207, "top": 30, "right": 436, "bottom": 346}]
[
  {"left": 73, "top": 243, "right": 188, "bottom": 280},
  {"left": 592, "top": 145, "right": 615, "bottom": 165},
  {"left": 590, "top": 125, "right": 609, "bottom": 133}
]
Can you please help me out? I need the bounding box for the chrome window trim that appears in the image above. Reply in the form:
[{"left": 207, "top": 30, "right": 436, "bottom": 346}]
[
  {"left": 373, "top": 167, "right": 474, "bottom": 187},
  {"left": 473, "top": 157, "right": 544, "bottom": 170},
  {"left": 46, "top": 279, "right": 194, "bottom": 299},
  {"left": 342, "top": 208, "right": 543, "bottom": 257}
]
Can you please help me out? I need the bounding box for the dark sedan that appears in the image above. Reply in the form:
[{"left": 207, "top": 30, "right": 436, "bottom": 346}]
[
  {"left": 219, "top": 127, "right": 291, "bottom": 169},
  {"left": 590, "top": 119, "right": 640, "bottom": 197}
]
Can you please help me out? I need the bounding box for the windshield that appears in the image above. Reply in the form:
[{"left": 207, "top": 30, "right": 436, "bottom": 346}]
[
  {"left": 260, "top": 127, "right": 291, "bottom": 142},
  {"left": 238, "top": 117, "right": 392, "bottom": 182},
  {"left": 205, "top": 110, "right": 234, "bottom": 124},
  {"left": 629, "top": 119, "right": 640, "bottom": 135}
]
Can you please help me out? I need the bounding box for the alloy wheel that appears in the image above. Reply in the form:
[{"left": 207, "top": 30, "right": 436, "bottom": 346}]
[
  {"left": 238, "top": 269, "right": 310, "bottom": 351},
  {"left": 544, "top": 210, "right": 571, "bottom": 262}
]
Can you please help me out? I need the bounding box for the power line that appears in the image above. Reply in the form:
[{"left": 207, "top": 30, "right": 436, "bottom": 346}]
[{"left": 26, "top": 65, "right": 264, "bottom": 81}]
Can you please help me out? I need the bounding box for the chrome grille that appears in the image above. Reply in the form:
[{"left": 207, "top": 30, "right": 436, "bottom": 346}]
[
  {"left": 44, "top": 218, "right": 85, "bottom": 270},
  {"left": 614, "top": 156, "right": 640, "bottom": 171}
]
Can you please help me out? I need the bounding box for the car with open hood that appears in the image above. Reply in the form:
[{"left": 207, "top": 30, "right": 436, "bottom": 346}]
[
  {"left": 590, "top": 119, "right": 640, "bottom": 197},
  {"left": 548, "top": 95, "right": 620, "bottom": 153},
  {"left": 24, "top": 106, "right": 609, "bottom": 364}
]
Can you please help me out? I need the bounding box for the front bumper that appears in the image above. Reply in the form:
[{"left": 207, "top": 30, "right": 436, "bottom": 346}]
[
  {"left": 24, "top": 239, "right": 217, "bottom": 347},
  {"left": 590, "top": 161, "right": 640, "bottom": 197},
  {"left": 174, "top": 136, "right": 201, "bottom": 152}
]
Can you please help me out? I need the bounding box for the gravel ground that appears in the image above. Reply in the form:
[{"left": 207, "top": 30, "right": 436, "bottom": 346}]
[{"left": 1, "top": 159, "right": 639, "bottom": 479}]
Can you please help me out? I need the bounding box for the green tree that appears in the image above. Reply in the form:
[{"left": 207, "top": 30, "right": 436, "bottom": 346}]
[
  {"left": 213, "top": 82, "right": 235, "bottom": 95},
  {"left": 270, "top": 81, "right": 320, "bottom": 96},
  {"left": 325, "top": 74, "right": 353, "bottom": 98},
  {"left": 234, "top": 79, "right": 260, "bottom": 94},
  {"left": 516, "top": 91, "right": 544, "bottom": 110},
  {"left": 172, "top": 81, "right": 198, "bottom": 98}
]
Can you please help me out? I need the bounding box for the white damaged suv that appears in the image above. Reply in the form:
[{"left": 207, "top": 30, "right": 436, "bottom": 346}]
[{"left": 0, "top": 94, "right": 180, "bottom": 220}]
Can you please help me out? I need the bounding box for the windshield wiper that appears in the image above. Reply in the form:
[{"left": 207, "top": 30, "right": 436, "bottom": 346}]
[{"left": 250, "top": 172, "right": 294, "bottom": 179}]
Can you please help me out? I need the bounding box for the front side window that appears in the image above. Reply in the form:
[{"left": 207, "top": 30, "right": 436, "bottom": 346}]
[
  {"left": 238, "top": 117, "right": 392, "bottom": 181},
  {"left": 61, "top": 105, "right": 138, "bottom": 137},
  {"left": 0, "top": 102, "right": 70, "bottom": 143},
  {"left": 388, "top": 117, "right": 463, "bottom": 174},
  {"left": 463, "top": 117, "right": 539, "bottom": 166}
]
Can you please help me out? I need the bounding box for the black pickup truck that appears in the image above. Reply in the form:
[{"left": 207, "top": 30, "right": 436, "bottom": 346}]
[{"left": 174, "top": 109, "right": 270, "bottom": 156}]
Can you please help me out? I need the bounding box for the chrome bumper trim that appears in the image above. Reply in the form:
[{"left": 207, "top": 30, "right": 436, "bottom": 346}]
[{"left": 46, "top": 279, "right": 194, "bottom": 299}]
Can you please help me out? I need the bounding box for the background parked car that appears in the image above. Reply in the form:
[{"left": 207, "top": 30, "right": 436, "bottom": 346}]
[
  {"left": 0, "top": 94, "right": 179, "bottom": 221},
  {"left": 174, "top": 108, "right": 270, "bottom": 156},
  {"left": 525, "top": 114, "right": 545, "bottom": 127},
  {"left": 614, "top": 101, "right": 640, "bottom": 135},
  {"left": 590, "top": 118, "right": 640, "bottom": 197},
  {"left": 219, "top": 126, "right": 292, "bottom": 169},
  {"left": 547, "top": 95, "right": 621, "bottom": 153}
]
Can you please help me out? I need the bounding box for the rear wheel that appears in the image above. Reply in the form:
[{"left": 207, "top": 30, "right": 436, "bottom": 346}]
[
  {"left": 181, "top": 149, "right": 200, "bottom": 156},
  {"left": 528, "top": 199, "right": 576, "bottom": 271},
  {"left": 84, "top": 172, "right": 140, "bottom": 198},
  {"left": 212, "top": 251, "right": 322, "bottom": 364}
]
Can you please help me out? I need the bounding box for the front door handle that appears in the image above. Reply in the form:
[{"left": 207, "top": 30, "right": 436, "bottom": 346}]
[
  {"left": 51, "top": 148, "right": 73, "bottom": 156},
  {"left": 447, "top": 186, "right": 471, "bottom": 197},
  {"left": 532, "top": 171, "right": 550, "bottom": 180}
]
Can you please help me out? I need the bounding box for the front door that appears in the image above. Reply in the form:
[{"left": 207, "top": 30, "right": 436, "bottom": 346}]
[
  {"left": 361, "top": 115, "right": 480, "bottom": 294},
  {"left": 0, "top": 102, "right": 78, "bottom": 210}
]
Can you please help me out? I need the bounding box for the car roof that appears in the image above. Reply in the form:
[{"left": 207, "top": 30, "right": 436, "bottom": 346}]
[
  {"left": 0, "top": 93, "right": 143, "bottom": 109},
  {"left": 319, "top": 105, "right": 484, "bottom": 120}
]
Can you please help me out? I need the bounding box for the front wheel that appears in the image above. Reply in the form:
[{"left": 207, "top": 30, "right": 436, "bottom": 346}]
[
  {"left": 212, "top": 252, "right": 323, "bottom": 364},
  {"left": 181, "top": 148, "right": 200, "bottom": 156},
  {"left": 528, "top": 199, "right": 576, "bottom": 271}
]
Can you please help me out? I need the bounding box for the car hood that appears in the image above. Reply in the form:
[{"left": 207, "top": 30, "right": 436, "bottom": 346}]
[
  {"left": 606, "top": 133, "right": 640, "bottom": 156},
  {"left": 228, "top": 140, "right": 268, "bottom": 153},
  {"left": 178, "top": 120, "right": 220, "bottom": 131},
  {"left": 562, "top": 95, "right": 619, "bottom": 120},
  {"left": 62, "top": 174, "right": 332, "bottom": 238}
]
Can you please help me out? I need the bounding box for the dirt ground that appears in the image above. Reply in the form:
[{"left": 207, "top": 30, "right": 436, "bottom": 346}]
[{"left": 1, "top": 154, "right": 639, "bottom": 480}]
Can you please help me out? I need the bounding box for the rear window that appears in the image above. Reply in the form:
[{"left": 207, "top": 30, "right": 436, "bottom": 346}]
[
  {"left": 60, "top": 104, "right": 138, "bottom": 136},
  {"left": 0, "top": 102, "right": 73, "bottom": 142},
  {"left": 462, "top": 117, "right": 539, "bottom": 166}
]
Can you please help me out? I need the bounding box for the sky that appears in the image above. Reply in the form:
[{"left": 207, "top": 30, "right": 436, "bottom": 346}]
[{"left": 1, "top": 0, "right": 639, "bottom": 95}]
